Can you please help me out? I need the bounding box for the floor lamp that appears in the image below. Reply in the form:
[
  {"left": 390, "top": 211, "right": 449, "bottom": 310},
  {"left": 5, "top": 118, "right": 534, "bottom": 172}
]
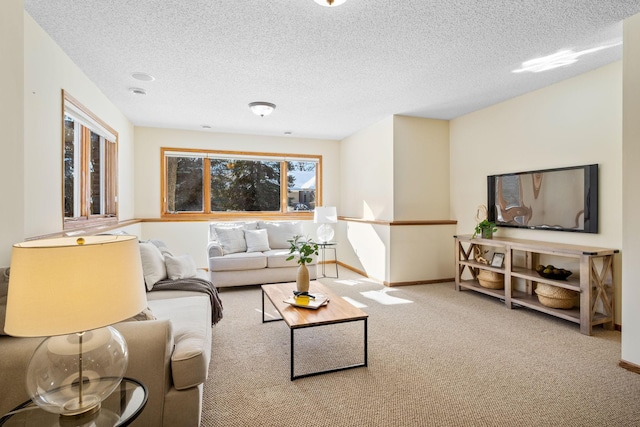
[
  {"left": 314, "top": 206, "right": 337, "bottom": 243},
  {"left": 5, "top": 235, "right": 147, "bottom": 418}
]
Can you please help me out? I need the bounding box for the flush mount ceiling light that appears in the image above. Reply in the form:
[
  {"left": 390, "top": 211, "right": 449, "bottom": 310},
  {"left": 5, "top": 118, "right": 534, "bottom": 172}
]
[
  {"left": 314, "top": 0, "right": 347, "bottom": 6},
  {"left": 129, "top": 87, "right": 147, "bottom": 95},
  {"left": 513, "top": 40, "right": 622, "bottom": 73},
  {"left": 131, "top": 72, "right": 155, "bottom": 81},
  {"left": 249, "top": 102, "right": 276, "bottom": 117}
]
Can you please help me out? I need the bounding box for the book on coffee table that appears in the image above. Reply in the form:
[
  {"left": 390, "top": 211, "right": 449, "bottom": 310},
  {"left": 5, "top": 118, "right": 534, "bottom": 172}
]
[{"left": 283, "top": 293, "right": 330, "bottom": 309}]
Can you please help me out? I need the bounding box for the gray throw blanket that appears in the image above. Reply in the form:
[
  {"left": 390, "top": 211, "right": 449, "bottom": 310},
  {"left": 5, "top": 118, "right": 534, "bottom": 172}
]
[{"left": 151, "top": 277, "right": 223, "bottom": 325}]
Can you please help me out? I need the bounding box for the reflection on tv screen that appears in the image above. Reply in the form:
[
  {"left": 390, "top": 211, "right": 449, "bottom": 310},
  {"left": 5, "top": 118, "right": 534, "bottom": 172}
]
[{"left": 488, "top": 164, "right": 598, "bottom": 234}]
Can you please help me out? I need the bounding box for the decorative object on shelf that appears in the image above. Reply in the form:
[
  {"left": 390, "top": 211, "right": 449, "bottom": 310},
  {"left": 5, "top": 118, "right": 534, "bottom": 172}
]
[
  {"left": 490, "top": 252, "right": 505, "bottom": 268},
  {"left": 473, "top": 205, "right": 497, "bottom": 238},
  {"left": 477, "top": 270, "right": 505, "bottom": 289},
  {"left": 535, "top": 264, "right": 573, "bottom": 280},
  {"left": 248, "top": 101, "right": 276, "bottom": 117},
  {"left": 535, "top": 283, "right": 579, "bottom": 309},
  {"left": 474, "top": 246, "right": 504, "bottom": 289},
  {"left": 287, "top": 235, "right": 319, "bottom": 293},
  {"left": 314, "top": 0, "right": 347, "bottom": 7},
  {"left": 314, "top": 206, "right": 337, "bottom": 243},
  {"left": 4, "top": 235, "right": 147, "bottom": 417}
]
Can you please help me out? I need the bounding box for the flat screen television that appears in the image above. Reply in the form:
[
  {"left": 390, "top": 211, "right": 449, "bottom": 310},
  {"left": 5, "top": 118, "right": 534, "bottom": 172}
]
[{"left": 487, "top": 164, "right": 598, "bottom": 233}]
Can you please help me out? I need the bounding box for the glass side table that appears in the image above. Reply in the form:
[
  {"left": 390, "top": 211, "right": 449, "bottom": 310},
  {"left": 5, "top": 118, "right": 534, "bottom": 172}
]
[
  {"left": 0, "top": 377, "right": 147, "bottom": 427},
  {"left": 317, "top": 241, "right": 339, "bottom": 278}
]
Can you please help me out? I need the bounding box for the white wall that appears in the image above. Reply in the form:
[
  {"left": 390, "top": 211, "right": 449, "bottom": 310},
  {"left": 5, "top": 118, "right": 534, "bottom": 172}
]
[
  {"left": 22, "top": 13, "right": 136, "bottom": 239},
  {"left": 337, "top": 117, "right": 393, "bottom": 281},
  {"left": 339, "top": 115, "right": 455, "bottom": 285},
  {"left": 340, "top": 116, "right": 394, "bottom": 220},
  {"left": 622, "top": 13, "right": 640, "bottom": 366},
  {"left": 0, "top": 0, "right": 25, "bottom": 265},
  {"left": 450, "top": 62, "right": 623, "bottom": 323},
  {"left": 393, "top": 115, "right": 450, "bottom": 220}
]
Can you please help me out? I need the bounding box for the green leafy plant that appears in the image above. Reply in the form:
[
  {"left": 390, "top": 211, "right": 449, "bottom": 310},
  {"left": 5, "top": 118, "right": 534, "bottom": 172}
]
[
  {"left": 286, "top": 235, "right": 319, "bottom": 265},
  {"left": 473, "top": 219, "right": 497, "bottom": 239}
]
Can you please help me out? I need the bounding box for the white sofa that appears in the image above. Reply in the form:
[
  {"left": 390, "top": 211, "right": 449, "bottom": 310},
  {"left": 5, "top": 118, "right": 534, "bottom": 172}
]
[
  {"left": 0, "top": 239, "right": 219, "bottom": 427},
  {"left": 207, "top": 221, "right": 317, "bottom": 287}
]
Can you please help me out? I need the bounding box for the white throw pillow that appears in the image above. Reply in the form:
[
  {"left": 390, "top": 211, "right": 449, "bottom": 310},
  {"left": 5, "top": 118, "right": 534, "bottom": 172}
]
[
  {"left": 165, "top": 254, "right": 198, "bottom": 280},
  {"left": 245, "top": 229, "right": 271, "bottom": 253},
  {"left": 209, "top": 221, "right": 258, "bottom": 241},
  {"left": 139, "top": 241, "right": 167, "bottom": 291},
  {"left": 214, "top": 227, "right": 247, "bottom": 254},
  {"left": 259, "top": 221, "right": 303, "bottom": 249}
]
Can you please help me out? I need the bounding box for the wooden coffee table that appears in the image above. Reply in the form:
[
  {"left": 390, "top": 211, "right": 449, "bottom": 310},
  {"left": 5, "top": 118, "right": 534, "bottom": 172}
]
[{"left": 261, "top": 281, "right": 368, "bottom": 380}]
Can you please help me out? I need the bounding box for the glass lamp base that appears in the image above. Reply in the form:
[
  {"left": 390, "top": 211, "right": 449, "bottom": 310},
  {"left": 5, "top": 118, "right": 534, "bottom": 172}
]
[
  {"left": 317, "top": 224, "right": 335, "bottom": 243},
  {"left": 26, "top": 326, "right": 128, "bottom": 416}
]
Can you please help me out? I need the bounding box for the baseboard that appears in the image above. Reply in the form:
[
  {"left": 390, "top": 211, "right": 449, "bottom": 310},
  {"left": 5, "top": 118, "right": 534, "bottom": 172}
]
[
  {"left": 335, "top": 261, "right": 453, "bottom": 287},
  {"left": 384, "top": 278, "right": 455, "bottom": 287},
  {"left": 619, "top": 359, "right": 640, "bottom": 375},
  {"left": 336, "top": 261, "right": 367, "bottom": 278}
]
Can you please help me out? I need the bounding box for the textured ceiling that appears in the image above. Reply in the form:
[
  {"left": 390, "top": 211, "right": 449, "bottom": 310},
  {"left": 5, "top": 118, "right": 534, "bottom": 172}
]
[{"left": 23, "top": 1, "right": 640, "bottom": 140}]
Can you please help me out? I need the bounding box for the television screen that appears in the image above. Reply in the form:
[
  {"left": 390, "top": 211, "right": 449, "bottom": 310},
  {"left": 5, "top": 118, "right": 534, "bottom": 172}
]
[{"left": 487, "top": 164, "right": 598, "bottom": 233}]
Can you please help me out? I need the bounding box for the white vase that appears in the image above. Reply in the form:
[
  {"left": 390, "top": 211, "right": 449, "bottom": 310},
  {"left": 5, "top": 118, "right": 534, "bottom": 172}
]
[{"left": 296, "top": 264, "right": 310, "bottom": 293}]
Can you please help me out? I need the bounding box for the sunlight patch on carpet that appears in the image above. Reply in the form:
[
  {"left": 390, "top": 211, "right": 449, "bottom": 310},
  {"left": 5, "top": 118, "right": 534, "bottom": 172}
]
[
  {"left": 341, "top": 296, "right": 368, "bottom": 308},
  {"left": 360, "top": 289, "right": 413, "bottom": 305},
  {"left": 335, "top": 279, "right": 364, "bottom": 286}
]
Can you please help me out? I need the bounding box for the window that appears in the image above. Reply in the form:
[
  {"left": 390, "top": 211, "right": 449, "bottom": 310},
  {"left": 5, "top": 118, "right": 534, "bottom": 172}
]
[
  {"left": 162, "top": 149, "right": 321, "bottom": 217},
  {"left": 63, "top": 91, "right": 118, "bottom": 229}
]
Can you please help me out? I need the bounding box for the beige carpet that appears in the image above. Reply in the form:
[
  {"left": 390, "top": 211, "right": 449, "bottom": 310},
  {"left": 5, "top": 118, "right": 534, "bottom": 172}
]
[{"left": 201, "top": 269, "right": 640, "bottom": 426}]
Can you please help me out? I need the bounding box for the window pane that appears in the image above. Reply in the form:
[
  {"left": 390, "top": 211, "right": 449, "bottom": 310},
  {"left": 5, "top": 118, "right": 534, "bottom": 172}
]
[
  {"left": 210, "top": 159, "right": 281, "bottom": 212},
  {"left": 64, "top": 116, "right": 76, "bottom": 218},
  {"left": 287, "top": 161, "right": 316, "bottom": 212},
  {"left": 89, "top": 131, "right": 102, "bottom": 215},
  {"left": 167, "top": 157, "right": 204, "bottom": 212}
]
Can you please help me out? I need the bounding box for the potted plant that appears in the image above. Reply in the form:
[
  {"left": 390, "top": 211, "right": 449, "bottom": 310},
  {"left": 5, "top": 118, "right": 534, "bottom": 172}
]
[
  {"left": 287, "top": 235, "right": 319, "bottom": 293},
  {"left": 473, "top": 219, "right": 497, "bottom": 239}
]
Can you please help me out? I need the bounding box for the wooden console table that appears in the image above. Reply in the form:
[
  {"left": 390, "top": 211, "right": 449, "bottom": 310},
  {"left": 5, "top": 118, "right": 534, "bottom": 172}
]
[{"left": 454, "top": 235, "right": 617, "bottom": 335}]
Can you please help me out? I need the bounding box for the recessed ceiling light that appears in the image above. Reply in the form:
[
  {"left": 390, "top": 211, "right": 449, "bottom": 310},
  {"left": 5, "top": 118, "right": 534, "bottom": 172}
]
[
  {"left": 129, "top": 87, "right": 147, "bottom": 95},
  {"left": 513, "top": 40, "right": 622, "bottom": 73},
  {"left": 314, "top": 0, "right": 347, "bottom": 6},
  {"left": 131, "top": 72, "right": 155, "bottom": 81}
]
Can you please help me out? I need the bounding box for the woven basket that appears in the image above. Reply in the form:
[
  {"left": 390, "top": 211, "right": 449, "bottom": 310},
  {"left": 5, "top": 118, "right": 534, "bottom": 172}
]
[
  {"left": 477, "top": 270, "right": 504, "bottom": 289},
  {"left": 535, "top": 283, "right": 579, "bottom": 309}
]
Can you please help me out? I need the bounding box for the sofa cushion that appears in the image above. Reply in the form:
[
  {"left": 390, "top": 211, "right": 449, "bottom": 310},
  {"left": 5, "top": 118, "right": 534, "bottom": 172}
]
[
  {"left": 245, "top": 229, "right": 271, "bottom": 253},
  {"left": 215, "top": 227, "right": 247, "bottom": 254},
  {"left": 258, "top": 221, "right": 303, "bottom": 249},
  {"left": 264, "top": 249, "right": 298, "bottom": 268},
  {"left": 0, "top": 296, "right": 6, "bottom": 335},
  {"left": 0, "top": 267, "right": 9, "bottom": 298},
  {"left": 147, "top": 295, "right": 211, "bottom": 390},
  {"left": 209, "top": 252, "right": 266, "bottom": 272},
  {"left": 165, "top": 254, "right": 198, "bottom": 280},
  {"left": 139, "top": 241, "right": 167, "bottom": 291}
]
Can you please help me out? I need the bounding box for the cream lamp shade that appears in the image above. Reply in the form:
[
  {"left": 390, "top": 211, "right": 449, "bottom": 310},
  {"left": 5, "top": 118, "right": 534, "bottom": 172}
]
[
  {"left": 5, "top": 235, "right": 148, "bottom": 417},
  {"left": 314, "top": 206, "right": 337, "bottom": 243},
  {"left": 5, "top": 235, "right": 147, "bottom": 337}
]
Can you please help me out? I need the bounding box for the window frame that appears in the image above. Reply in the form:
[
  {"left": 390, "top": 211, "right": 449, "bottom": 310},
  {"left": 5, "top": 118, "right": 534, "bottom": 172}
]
[
  {"left": 62, "top": 90, "right": 119, "bottom": 230},
  {"left": 160, "top": 148, "right": 322, "bottom": 219}
]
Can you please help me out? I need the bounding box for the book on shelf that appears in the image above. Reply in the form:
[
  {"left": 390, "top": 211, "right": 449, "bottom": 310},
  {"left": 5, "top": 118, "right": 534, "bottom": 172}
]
[{"left": 283, "top": 293, "right": 330, "bottom": 309}]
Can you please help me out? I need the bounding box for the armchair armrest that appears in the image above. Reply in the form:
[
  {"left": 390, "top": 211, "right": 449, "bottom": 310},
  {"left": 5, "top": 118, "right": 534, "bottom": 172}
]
[
  {"left": 114, "top": 319, "right": 173, "bottom": 427},
  {"left": 207, "top": 241, "right": 224, "bottom": 258}
]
